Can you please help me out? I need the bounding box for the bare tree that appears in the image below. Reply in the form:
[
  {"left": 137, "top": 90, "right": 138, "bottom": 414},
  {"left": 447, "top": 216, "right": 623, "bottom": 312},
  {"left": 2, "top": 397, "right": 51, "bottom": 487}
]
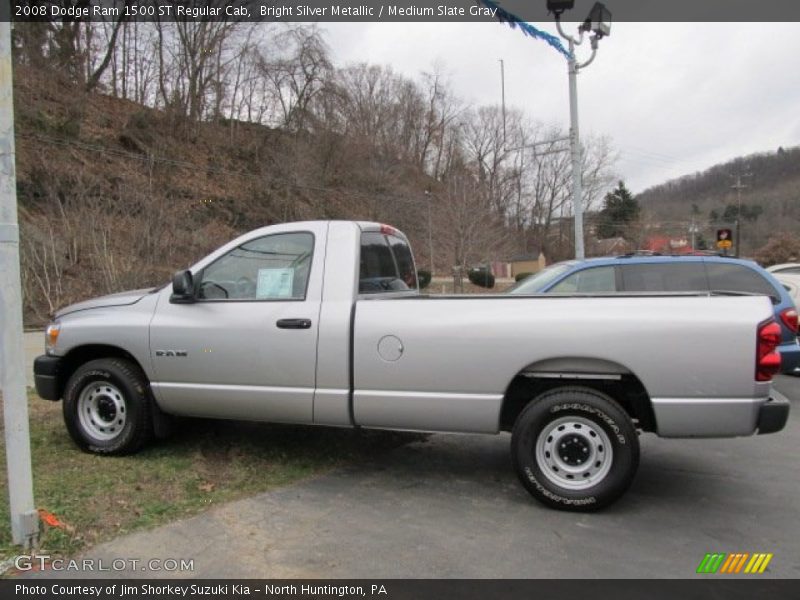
[
  {"left": 438, "top": 169, "right": 513, "bottom": 274},
  {"left": 256, "top": 25, "right": 332, "bottom": 130},
  {"left": 85, "top": 2, "right": 132, "bottom": 92}
]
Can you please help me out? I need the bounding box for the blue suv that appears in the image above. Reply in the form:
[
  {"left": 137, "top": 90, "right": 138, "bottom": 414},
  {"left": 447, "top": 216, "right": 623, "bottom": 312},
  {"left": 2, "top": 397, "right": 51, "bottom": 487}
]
[{"left": 509, "top": 255, "right": 800, "bottom": 374}]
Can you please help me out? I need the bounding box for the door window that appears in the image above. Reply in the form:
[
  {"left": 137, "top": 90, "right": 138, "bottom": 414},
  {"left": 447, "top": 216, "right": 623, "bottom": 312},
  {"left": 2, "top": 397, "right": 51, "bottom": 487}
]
[
  {"left": 621, "top": 263, "right": 708, "bottom": 292},
  {"left": 197, "top": 232, "right": 314, "bottom": 301},
  {"left": 706, "top": 263, "right": 779, "bottom": 300},
  {"left": 550, "top": 266, "right": 617, "bottom": 293}
]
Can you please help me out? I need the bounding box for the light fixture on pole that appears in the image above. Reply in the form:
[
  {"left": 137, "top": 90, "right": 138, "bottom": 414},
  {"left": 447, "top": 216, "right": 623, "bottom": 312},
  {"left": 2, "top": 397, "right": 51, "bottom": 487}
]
[
  {"left": 580, "top": 2, "right": 612, "bottom": 38},
  {"left": 546, "top": 0, "right": 575, "bottom": 17},
  {"left": 548, "top": 1, "right": 612, "bottom": 259}
]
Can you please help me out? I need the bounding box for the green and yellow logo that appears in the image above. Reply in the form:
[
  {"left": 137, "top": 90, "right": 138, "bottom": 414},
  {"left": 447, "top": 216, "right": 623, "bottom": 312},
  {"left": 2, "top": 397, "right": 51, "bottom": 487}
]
[{"left": 696, "top": 552, "right": 773, "bottom": 574}]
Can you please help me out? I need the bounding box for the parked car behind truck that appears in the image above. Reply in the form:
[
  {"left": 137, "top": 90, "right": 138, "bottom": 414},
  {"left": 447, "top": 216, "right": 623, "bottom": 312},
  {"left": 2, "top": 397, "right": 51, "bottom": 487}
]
[
  {"left": 510, "top": 254, "right": 800, "bottom": 374},
  {"left": 34, "top": 221, "right": 790, "bottom": 510}
]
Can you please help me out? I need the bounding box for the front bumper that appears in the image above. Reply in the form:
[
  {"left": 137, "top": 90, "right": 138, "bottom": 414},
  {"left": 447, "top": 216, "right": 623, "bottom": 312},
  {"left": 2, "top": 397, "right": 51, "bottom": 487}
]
[
  {"left": 757, "top": 389, "right": 790, "bottom": 434},
  {"left": 33, "top": 355, "right": 62, "bottom": 401}
]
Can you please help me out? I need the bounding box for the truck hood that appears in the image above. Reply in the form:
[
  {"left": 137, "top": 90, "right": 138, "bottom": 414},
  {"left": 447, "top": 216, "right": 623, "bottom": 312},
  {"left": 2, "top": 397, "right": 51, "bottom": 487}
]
[{"left": 55, "top": 288, "right": 156, "bottom": 318}]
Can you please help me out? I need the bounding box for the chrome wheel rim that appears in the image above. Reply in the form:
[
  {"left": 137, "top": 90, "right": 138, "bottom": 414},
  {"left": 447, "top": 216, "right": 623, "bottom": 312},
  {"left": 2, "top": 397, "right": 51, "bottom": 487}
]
[
  {"left": 77, "top": 381, "right": 127, "bottom": 441},
  {"left": 535, "top": 416, "right": 613, "bottom": 490}
]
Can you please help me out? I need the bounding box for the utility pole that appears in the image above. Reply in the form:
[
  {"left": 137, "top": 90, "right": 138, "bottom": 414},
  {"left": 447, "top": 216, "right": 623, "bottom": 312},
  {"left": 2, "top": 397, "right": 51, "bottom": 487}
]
[
  {"left": 424, "top": 190, "right": 435, "bottom": 275},
  {"left": 0, "top": 16, "right": 39, "bottom": 548},
  {"left": 731, "top": 174, "right": 750, "bottom": 257},
  {"left": 499, "top": 59, "right": 506, "bottom": 145},
  {"left": 689, "top": 221, "right": 699, "bottom": 251}
]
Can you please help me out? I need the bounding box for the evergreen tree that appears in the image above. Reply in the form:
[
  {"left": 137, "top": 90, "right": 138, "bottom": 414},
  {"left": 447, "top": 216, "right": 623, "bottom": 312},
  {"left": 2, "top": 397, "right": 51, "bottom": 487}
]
[
  {"left": 596, "top": 181, "right": 640, "bottom": 239},
  {"left": 722, "top": 204, "right": 739, "bottom": 221}
]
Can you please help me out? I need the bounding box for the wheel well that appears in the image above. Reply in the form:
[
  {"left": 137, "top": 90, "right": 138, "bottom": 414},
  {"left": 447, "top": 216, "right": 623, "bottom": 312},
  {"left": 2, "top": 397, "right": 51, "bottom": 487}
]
[
  {"left": 500, "top": 373, "right": 656, "bottom": 433},
  {"left": 55, "top": 345, "right": 145, "bottom": 399}
]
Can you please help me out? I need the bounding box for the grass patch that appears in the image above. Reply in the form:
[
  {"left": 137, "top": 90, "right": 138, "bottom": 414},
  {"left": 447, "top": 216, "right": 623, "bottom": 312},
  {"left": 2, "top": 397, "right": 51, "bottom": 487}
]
[{"left": 0, "top": 391, "right": 423, "bottom": 562}]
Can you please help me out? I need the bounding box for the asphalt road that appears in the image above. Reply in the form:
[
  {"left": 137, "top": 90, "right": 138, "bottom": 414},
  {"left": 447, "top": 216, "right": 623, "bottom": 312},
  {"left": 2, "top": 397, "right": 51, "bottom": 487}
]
[{"left": 23, "top": 373, "right": 800, "bottom": 579}]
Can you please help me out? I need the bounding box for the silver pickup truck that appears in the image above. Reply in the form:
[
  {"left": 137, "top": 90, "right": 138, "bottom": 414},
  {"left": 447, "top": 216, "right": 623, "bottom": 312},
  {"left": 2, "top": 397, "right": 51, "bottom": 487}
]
[{"left": 34, "top": 220, "right": 790, "bottom": 510}]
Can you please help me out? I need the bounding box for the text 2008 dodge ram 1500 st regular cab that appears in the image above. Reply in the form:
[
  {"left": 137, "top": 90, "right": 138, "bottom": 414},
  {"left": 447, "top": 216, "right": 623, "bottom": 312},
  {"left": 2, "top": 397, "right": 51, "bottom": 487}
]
[{"left": 34, "top": 220, "right": 790, "bottom": 510}]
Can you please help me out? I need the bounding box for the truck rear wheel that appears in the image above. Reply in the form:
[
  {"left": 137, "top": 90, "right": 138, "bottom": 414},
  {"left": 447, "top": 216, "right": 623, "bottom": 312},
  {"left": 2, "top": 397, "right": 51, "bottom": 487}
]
[
  {"left": 511, "top": 386, "right": 639, "bottom": 511},
  {"left": 63, "top": 358, "right": 154, "bottom": 455}
]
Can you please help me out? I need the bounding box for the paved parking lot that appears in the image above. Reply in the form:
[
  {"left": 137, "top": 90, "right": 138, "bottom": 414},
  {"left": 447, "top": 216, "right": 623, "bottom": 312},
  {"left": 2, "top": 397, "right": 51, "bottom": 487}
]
[{"left": 25, "top": 372, "right": 800, "bottom": 579}]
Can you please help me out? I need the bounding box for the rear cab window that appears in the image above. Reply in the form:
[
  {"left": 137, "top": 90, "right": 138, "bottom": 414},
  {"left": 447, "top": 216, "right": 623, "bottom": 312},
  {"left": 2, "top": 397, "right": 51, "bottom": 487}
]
[{"left": 359, "top": 230, "right": 418, "bottom": 294}]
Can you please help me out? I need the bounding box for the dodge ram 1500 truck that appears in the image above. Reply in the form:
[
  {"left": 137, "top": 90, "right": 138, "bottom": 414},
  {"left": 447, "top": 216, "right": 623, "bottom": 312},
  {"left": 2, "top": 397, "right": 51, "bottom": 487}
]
[{"left": 34, "top": 220, "right": 791, "bottom": 510}]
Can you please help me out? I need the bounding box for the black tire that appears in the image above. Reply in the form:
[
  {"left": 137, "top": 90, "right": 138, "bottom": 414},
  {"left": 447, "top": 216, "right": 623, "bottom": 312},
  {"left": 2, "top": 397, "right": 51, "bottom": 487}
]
[
  {"left": 511, "top": 386, "right": 639, "bottom": 511},
  {"left": 63, "top": 358, "right": 154, "bottom": 455}
]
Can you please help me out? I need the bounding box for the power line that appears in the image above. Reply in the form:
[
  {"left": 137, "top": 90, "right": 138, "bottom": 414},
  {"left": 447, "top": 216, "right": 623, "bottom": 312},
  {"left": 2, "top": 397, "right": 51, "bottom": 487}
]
[
  {"left": 620, "top": 144, "right": 696, "bottom": 166},
  {"left": 618, "top": 153, "right": 692, "bottom": 174}
]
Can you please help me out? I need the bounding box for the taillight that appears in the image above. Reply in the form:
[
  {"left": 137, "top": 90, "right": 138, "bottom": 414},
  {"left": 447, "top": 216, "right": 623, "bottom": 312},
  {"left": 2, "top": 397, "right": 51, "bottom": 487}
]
[
  {"left": 380, "top": 224, "right": 397, "bottom": 236},
  {"left": 780, "top": 308, "right": 798, "bottom": 334},
  {"left": 756, "top": 320, "right": 782, "bottom": 381}
]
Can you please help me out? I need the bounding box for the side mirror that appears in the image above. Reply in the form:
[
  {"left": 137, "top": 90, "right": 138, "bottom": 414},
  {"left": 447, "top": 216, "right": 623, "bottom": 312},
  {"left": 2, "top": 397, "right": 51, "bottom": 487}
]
[
  {"left": 417, "top": 270, "right": 432, "bottom": 290},
  {"left": 170, "top": 270, "right": 195, "bottom": 303}
]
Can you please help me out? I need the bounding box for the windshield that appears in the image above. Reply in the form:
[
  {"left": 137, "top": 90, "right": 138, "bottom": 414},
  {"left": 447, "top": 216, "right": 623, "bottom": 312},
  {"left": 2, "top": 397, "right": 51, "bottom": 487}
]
[{"left": 508, "top": 262, "right": 577, "bottom": 294}]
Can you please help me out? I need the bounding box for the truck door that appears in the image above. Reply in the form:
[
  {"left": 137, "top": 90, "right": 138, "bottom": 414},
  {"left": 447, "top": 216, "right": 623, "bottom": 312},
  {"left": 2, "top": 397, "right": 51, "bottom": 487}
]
[{"left": 148, "top": 225, "right": 324, "bottom": 424}]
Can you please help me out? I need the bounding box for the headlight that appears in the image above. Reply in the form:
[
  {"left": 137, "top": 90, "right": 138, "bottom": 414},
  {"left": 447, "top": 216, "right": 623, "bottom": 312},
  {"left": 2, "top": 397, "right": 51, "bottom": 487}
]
[{"left": 45, "top": 322, "right": 61, "bottom": 354}]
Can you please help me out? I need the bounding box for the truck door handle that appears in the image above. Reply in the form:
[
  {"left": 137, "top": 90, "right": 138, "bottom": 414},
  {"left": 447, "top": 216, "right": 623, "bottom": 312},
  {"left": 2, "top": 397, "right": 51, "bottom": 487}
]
[{"left": 276, "top": 318, "right": 312, "bottom": 329}]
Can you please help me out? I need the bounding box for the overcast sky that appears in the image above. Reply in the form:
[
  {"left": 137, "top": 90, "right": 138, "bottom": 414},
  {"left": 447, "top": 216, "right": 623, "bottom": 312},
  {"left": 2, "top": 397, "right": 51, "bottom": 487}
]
[{"left": 321, "top": 22, "right": 800, "bottom": 194}]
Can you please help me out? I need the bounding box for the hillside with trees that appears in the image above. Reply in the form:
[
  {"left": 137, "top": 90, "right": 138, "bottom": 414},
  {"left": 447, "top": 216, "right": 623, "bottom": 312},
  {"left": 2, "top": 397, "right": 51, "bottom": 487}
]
[
  {"left": 11, "top": 19, "right": 617, "bottom": 325},
  {"left": 636, "top": 146, "right": 800, "bottom": 256}
]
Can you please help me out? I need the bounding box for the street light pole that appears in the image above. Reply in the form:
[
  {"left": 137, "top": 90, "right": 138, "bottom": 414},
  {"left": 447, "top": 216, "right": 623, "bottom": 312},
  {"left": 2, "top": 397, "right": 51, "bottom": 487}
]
[
  {"left": 551, "top": 2, "right": 610, "bottom": 260},
  {"left": 566, "top": 38, "right": 585, "bottom": 259}
]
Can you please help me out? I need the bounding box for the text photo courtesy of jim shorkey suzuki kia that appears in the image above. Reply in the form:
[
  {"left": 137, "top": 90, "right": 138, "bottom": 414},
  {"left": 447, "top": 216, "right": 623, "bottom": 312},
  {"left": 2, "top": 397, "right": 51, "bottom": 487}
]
[{"left": 14, "top": 584, "right": 387, "bottom": 596}]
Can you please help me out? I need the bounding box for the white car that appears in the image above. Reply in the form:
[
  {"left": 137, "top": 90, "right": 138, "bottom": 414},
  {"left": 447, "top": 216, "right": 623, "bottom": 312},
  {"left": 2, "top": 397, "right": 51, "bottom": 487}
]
[
  {"left": 767, "top": 263, "right": 800, "bottom": 276},
  {"left": 772, "top": 272, "right": 800, "bottom": 306}
]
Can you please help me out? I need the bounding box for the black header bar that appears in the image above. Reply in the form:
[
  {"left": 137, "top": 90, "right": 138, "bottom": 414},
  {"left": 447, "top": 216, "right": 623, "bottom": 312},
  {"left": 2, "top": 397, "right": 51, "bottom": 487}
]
[
  {"left": 5, "top": 0, "right": 800, "bottom": 23},
  {"left": 4, "top": 579, "right": 800, "bottom": 600}
]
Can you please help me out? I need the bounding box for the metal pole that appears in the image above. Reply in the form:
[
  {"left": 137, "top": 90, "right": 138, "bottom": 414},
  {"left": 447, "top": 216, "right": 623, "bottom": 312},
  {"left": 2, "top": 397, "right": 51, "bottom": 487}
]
[
  {"left": 735, "top": 218, "right": 740, "bottom": 257},
  {"left": 0, "top": 17, "right": 39, "bottom": 548},
  {"left": 736, "top": 179, "right": 741, "bottom": 256},
  {"left": 567, "top": 39, "right": 585, "bottom": 259},
  {"left": 426, "top": 192, "right": 435, "bottom": 274},
  {"left": 731, "top": 174, "right": 749, "bottom": 257},
  {"left": 499, "top": 59, "right": 506, "bottom": 145}
]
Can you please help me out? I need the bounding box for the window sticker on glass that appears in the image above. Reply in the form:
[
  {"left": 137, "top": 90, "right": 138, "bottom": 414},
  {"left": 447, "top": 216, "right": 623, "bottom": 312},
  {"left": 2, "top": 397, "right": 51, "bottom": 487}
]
[{"left": 256, "top": 268, "right": 295, "bottom": 299}]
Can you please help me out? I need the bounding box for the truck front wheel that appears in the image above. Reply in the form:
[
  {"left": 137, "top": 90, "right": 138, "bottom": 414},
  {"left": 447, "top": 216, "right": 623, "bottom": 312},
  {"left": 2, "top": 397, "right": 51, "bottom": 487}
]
[
  {"left": 511, "top": 386, "right": 639, "bottom": 511},
  {"left": 63, "top": 358, "right": 154, "bottom": 455}
]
